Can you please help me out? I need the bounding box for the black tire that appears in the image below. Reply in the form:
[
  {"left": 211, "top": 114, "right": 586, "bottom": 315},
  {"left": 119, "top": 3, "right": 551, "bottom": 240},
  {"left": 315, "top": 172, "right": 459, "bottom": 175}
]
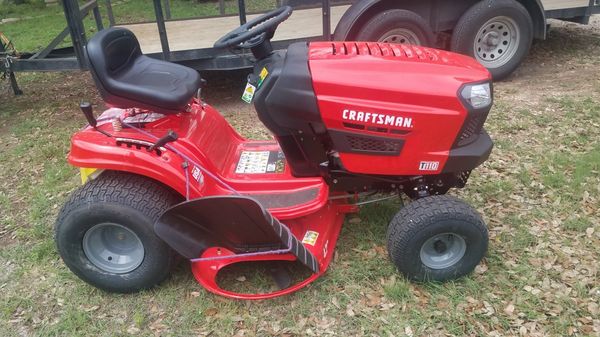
[
  {"left": 451, "top": 0, "right": 533, "bottom": 80},
  {"left": 55, "top": 171, "right": 182, "bottom": 293},
  {"left": 356, "top": 9, "right": 434, "bottom": 46},
  {"left": 387, "top": 195, "right": 488, "bottom": 282}
]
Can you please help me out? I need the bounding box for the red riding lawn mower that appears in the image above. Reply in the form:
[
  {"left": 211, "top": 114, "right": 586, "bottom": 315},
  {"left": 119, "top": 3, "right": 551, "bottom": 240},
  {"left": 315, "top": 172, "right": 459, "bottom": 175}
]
[{"left": 55, "top": 6, "right": 493, "bottom": 300}]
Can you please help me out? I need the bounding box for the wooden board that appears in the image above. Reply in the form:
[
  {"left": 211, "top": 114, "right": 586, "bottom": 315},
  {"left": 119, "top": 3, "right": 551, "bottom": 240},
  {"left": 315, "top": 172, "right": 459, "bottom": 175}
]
[{"left": 121, "top": 5, "right": 351, "bottom": 54}]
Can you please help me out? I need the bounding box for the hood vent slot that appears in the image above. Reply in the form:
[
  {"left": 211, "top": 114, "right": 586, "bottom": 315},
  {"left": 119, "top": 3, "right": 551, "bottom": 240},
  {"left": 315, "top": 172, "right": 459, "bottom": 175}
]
[{"left": 331, "top": 42, "right": 439, "bottom": 61}]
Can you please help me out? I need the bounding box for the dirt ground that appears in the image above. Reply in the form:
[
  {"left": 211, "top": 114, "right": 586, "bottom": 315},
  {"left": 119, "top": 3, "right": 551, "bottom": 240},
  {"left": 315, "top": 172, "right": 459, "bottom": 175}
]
[{"left": 0, "top": 15, "right": 599, "bottom": 337}]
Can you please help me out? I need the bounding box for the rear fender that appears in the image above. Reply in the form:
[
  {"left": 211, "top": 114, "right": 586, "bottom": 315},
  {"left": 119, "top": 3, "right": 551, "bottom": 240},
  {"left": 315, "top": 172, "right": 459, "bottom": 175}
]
[{"left": 68, "top": 132, "right": 207, "bottom": 199}]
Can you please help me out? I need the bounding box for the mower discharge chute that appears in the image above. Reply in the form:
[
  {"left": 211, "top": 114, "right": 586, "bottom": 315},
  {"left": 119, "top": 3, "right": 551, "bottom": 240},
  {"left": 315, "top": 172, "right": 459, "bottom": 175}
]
[{"left": 55, "top": 6, "right": 493, "bottom": 299}]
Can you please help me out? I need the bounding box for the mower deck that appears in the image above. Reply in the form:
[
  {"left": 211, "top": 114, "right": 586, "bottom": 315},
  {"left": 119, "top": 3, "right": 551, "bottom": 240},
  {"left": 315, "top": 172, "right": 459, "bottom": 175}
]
[{"left": 190, "top": 197, "right": 350, "bottom": 299}]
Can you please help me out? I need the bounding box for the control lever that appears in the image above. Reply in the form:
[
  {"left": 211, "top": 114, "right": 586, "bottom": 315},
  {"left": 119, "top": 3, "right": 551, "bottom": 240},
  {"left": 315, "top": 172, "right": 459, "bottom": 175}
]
[
  {"left": 80, "top": 102, "right": 96, "bottom": 127},
  {"left": 80, "top": 102, "right": 111, "bottom": 137},
  {"left": 148, "top": 130, "right": 178, "bottom": 152}
]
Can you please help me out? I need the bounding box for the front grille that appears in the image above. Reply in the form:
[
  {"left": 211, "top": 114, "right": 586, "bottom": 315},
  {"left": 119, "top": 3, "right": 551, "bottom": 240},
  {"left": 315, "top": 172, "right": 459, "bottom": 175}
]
[
  {"left": 347, "top": 135, "right": 402, "bottom": 153},
  {"left": 456, "top": 114, "right": 486, "bottom": 147}
]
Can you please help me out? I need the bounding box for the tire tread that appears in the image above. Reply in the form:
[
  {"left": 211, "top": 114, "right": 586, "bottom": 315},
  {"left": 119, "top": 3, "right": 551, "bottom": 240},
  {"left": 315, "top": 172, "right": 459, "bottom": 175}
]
[{"left": 387, "top": 195, "right": 488, "bottom": 281}]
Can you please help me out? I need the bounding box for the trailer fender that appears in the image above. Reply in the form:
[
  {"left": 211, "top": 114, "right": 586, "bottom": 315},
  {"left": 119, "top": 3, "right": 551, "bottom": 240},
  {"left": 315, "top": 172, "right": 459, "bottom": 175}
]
[
  {"left": 519, "top": 0, "right": 547, "bottom": 39},
  {"left": 333, "top": 0, "right": 547, "bottom": 41},
  {"left": 333, "top": 0, "right": 384, "bottom": 40}
]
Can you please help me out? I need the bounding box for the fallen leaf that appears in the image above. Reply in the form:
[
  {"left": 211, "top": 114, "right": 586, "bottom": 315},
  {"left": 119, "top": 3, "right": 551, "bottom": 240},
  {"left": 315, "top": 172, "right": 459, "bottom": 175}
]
[
  {"left": 127, "top": 326, "right": 140, "bottom": 334},
  {"left": 504, "top": 303, "right": 515, "bottom": 315},
  {"left": 475, "top": 263, "right": 488, "bottom": 274},
  {"left": 204, "top": 308, "right": 218, "bottom": 316}
]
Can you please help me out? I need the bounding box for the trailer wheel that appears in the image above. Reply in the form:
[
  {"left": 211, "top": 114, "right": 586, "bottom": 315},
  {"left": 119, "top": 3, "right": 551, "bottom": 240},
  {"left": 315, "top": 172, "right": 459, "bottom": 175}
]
[
  {"left": 356, "top": 9, "right": 434, "bottom": 46},
  {"left": 55, "top": 171, "right": 181, "bottom": 293},
  {"left": 451, "top": 0, "right": 533, "bottom": 80},
  {"left": 387, "top": 195, "right": 488, "bottom": 282}
]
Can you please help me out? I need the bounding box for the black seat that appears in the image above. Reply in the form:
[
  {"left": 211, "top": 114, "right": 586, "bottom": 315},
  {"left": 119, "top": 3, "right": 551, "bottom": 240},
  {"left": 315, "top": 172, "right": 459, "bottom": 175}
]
[{"left": 86, "top": 27, "right": 201, "bottom": 114}]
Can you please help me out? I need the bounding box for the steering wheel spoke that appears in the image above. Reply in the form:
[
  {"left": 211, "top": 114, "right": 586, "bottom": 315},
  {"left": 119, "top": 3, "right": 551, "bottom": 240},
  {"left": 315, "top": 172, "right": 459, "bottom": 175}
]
[{"left": 213, "top": 6, "right": 293, "bottom": 57}]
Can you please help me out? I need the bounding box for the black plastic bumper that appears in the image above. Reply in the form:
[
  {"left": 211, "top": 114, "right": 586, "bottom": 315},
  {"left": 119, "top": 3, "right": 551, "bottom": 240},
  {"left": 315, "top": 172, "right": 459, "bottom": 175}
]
[{"left": 442, "top": 129, "right": 493, "bottom": 172}]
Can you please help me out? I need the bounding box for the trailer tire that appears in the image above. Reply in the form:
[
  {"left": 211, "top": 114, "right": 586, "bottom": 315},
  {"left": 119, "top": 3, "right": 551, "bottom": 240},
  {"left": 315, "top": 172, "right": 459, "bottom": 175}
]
[
  {"left": 355, "top": 9, "right": 434, "bottom": 46},
  {"left": 451, "top": 0, "right": 533, "bottom": 80},
  {"left": 387, "top": 195, "right": 488, "bottom": 282},
  {"left": 55, "top": 171, "right": 181, "bottom": 293}
]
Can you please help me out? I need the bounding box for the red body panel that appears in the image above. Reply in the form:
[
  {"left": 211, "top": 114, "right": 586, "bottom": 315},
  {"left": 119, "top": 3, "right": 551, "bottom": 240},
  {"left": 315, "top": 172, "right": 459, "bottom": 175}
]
[
  {"left": 308, "top": 42, "right": 491, "bottom": 175},
  {"left": 69, "top": 100, "right": 328, "bottom": 219}
]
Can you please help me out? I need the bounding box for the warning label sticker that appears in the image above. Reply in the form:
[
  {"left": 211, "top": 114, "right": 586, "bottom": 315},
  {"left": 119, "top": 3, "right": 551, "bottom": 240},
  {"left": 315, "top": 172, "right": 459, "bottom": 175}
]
[
  {"left": 235, "top": 150, "right": 285, "bottom": 174},
  {"left": 302, "top": 231, "right": 319, "bottom": 246}
]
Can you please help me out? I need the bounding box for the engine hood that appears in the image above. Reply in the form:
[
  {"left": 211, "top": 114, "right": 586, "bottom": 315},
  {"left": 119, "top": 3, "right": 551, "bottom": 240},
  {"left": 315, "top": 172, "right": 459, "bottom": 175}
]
[{"left": 307, "top": 42, "right": 491, "bottom": 176}]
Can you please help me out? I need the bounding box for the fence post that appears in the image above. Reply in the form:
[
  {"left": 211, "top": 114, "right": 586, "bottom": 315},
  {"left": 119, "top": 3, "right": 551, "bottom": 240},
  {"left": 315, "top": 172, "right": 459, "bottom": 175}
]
[
  {"left": 219, "top": 0, "right": 225, "bottom": 15},
  {"left": 238, "top": 0, "right": 247, "bottom": 25},
  {"left": 62, "top": 0, "right": 88, "bottom": 69},
  {"left": 105, "top": 0, "right": 115, "bottom": 26},
  {"left": 153, "top": 0, "right": 171, "bottom": 60},
  {"left": 322, "top": 0, "right": 331, "bottom": 40},
  {"left": 92, "top": 4, "right": 104, "bottom": 31},
  {"left": 163, "top": 0, "right": 171, "bottom": 20}
]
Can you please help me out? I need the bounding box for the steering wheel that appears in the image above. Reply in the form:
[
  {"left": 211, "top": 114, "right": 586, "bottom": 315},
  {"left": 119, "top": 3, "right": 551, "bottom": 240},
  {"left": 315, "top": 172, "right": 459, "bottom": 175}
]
[{"left": 213, "top": 6, "right": 293, "bottom": 49}]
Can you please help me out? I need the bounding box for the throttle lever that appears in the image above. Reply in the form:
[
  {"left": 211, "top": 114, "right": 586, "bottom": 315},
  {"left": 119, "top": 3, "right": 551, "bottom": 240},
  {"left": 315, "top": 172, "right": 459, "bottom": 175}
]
[{"left": 148, "top": 130, "right": 178, "bottom": 152}]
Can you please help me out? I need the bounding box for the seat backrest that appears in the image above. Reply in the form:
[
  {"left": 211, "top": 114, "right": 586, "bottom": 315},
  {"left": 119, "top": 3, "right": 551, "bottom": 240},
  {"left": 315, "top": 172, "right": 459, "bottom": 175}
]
[
  {"left": 86, "top": 27, "right": 141, "bottom": 97},
  {"left": 85, "top": 27, "right": 200, "bottom": 114}
]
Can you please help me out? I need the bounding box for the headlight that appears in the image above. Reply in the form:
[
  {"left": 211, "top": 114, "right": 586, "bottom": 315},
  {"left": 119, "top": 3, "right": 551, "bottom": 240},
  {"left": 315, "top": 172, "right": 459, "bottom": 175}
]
[{"left": 460, "top": 83, "right": 492, "bottom": 109}]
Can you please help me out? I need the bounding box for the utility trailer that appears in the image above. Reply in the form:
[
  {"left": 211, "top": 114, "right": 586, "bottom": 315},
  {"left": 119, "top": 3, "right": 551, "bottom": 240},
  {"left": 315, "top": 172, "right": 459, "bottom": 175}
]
[
  {"left": 330, "top": 0, "right": 600, "bottom": 79},
  {"left": 0, "top": 0, "right": 348, "bottom": 94},
  {"left": 1, "top": 0, "right": 599, "bottom": 95}
]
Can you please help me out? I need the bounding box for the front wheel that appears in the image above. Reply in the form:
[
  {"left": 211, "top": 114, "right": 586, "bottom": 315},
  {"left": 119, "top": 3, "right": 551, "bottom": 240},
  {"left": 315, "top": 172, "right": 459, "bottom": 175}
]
[
  {"left": 451, "top": 0, "right": 533, "bottom": 80},
  {"left": 387, "top": 195, "right": 488, "bottom": 282},
  {"left": 55, "top": 171, "right": 181, "bottom": 293},
  {"left": 355, "top": 9, "right": 434, "bottom": 46}
]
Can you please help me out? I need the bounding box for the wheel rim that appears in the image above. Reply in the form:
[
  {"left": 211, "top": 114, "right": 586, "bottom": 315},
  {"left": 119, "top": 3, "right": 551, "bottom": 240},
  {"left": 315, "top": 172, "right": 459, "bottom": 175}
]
[
  {"left": 419, "top": 233, "right": 466, "bottom": 269},
  {"left": 473, "top": 16, "right": 520, "bottom": 68},
  {"left": 379, "top": 28, "right": 422, "bottom": 45},
  {"left": 83, "top": 223, "right": 145, "bottom": 274}
]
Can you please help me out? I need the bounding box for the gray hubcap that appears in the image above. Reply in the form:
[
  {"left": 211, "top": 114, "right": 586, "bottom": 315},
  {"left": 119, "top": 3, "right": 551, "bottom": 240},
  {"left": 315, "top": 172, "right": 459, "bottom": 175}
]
[
  {"left": 379, "top": 28, "right": 421, "bottom": 45},
  {"left": 83, "top": 223, "right": 144, "bottom": 274},
  {"left": 420, "top": 233, "right": 466, "bottom": 269},
  {"left": 474, "top": 16, "right": 520, "bottom": 68}
]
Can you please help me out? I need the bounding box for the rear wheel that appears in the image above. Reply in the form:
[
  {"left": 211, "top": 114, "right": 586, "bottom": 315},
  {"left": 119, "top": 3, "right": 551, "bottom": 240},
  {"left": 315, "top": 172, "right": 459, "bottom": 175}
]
[
  {"left": 451, "top": 0, "right": 533, "bottom": 80},
  {"left": 387, "top": 195, "right": 488, "bottom": 282},
  {"left": 55, "top": 171, "right": 181, "bottom": 293},
  {"left": 356, "top": 9, "right": 434, "bottom": 46}
]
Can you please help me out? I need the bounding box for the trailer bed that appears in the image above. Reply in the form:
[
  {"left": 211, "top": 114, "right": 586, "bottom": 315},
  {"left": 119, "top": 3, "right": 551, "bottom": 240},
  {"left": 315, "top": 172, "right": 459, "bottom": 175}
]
[{"left": 120, "top": 5, "right": 351, "bottom": 54}]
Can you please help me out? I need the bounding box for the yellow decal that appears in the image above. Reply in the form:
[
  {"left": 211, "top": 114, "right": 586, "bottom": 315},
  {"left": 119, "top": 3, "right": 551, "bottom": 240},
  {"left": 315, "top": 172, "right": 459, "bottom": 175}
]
[{"left": 258, "top": 67, "right": 269, "bottom": 85}]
